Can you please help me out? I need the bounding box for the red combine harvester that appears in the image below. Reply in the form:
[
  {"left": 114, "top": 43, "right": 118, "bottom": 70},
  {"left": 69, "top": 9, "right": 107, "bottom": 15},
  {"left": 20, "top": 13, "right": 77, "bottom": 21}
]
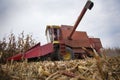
[{"left": 7, "top": 0, "right": 102, "bottom": 61}]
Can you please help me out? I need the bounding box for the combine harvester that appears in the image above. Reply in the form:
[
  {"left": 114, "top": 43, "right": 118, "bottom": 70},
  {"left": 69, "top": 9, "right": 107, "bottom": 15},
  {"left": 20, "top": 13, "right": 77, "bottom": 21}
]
[{"left": 7, "top": 0, "right": 102, "bottom": 61}]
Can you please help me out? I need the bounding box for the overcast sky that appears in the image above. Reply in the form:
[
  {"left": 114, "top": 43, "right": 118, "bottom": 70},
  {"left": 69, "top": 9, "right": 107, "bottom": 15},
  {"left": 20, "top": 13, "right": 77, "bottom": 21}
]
[{"left": 0, "top": 0, "right": 120, "bottom": 48}]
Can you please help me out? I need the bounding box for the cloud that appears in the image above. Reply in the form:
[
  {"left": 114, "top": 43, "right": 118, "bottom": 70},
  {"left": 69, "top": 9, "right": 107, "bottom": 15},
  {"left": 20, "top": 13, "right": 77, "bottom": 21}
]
[{"left": 0, "top": 0, "right": 120, "bottom": 48}]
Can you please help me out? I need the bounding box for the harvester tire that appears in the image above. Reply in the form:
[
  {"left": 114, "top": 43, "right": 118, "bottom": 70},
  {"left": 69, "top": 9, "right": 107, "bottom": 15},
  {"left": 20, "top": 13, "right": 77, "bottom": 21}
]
[{"left": 60, "top": 47, "right": 74, "bottom": 60}]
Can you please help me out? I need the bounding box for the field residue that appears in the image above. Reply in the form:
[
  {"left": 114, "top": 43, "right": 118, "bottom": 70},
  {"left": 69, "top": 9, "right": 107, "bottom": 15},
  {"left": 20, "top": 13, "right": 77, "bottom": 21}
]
[{"left": 0, "top": 56, "right": 120, "bottom": 80}]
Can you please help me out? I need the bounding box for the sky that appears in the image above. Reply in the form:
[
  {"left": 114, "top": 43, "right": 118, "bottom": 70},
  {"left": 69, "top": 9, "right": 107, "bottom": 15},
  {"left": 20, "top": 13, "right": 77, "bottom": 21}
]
[{"left": 0, "top": 0, "right": 120, "bottom": 48}]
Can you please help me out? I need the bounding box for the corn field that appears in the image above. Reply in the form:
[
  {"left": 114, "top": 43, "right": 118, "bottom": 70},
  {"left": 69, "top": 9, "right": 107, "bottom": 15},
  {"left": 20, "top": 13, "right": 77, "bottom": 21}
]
[
  {"left": 0, "top": 32, "right": 120, "bottom": 80},
  {"left": 0, "top": 32, "right": 36, "bottom": 63}
]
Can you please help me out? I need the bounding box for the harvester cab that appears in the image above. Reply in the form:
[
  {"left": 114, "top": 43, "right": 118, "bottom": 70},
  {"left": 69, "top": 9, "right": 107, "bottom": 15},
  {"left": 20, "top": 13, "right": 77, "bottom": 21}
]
[{"left": 45, "top": 25, "right": 61, "bottom": 44}]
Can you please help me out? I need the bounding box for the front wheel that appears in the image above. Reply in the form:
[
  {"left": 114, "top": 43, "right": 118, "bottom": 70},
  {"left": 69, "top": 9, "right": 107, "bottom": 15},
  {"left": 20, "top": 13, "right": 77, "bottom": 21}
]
[{"left": 60, "top": 47, "right": 74, "bottom": 60}]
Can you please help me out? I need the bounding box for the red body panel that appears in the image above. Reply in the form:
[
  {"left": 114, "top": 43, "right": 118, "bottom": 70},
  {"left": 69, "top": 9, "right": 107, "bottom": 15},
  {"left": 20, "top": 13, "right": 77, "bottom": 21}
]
[
  {"left": 7, "top": 53, "right": 23, "bottom": 60},
  {"left": 7, "top": 43, "right": 54, "bottom": 60},
  {"left": 60, "top": 25, "right": 102, "bottom": 53},
  {"left": 61, "top": 25, "right": 90, "bottom": 48},
  {"left": 89, "top": 38, "right": 102, "bottom": 51}
]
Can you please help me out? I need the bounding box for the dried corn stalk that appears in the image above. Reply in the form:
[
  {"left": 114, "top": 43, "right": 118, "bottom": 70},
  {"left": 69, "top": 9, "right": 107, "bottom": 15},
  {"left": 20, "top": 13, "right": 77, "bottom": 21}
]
[{"left": 0, "top": 56, "right": 120, "bottom": 80}]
